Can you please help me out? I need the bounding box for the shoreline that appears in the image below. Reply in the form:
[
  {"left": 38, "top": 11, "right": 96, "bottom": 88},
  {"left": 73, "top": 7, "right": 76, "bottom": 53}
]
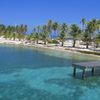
[
  {"left": 26, "top": 44, "right": 100, "bottom": 58},
  {"left": 0, "top": 40, "right": 100, "bottom": 59},
  {"left": 0, "top": 36, "right": 99, "bottom": 58}
]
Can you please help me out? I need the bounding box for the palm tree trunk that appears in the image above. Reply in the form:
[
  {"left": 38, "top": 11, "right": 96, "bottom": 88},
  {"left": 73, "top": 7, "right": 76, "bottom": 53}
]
[
  {"left": 61, "top": 41, "right": 64, "bottom": 47},
  {"left": 95, "top": 43, "right": 99, "bottom": 48},
  {"left": 44, "top": 40, "right": 46, "bottom": 45},
  {"left": 13, "top": 37, "right": 15, "bottom": 41},
  {"left": 18, "top": 33, "right": 21, "bottom": 41},
  {"left": 86, "top": 42, "right": 89, "bottom": 49},
  {"left": 36, "top": 39, "right": 38, "bottom": 44},
  {"left": 13, "top": 34, "right": 15, "bottom": 41},
  {"left": 73, "top": 40, "right": 76, "bottom": 47},
  {"left": 19, "top": 38, "right": 21, "bottom": 41}
]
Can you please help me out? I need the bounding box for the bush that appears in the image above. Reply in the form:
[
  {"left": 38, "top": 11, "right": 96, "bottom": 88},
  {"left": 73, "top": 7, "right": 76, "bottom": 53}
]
[{"left": 48, "top": 39, "right": 59, "bottom": 44}]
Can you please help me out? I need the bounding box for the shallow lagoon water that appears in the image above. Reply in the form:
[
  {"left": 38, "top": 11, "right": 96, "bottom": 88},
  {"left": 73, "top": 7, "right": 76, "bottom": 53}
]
[{"left": 0, "top": 44, "right": 100, "bottom": 100}]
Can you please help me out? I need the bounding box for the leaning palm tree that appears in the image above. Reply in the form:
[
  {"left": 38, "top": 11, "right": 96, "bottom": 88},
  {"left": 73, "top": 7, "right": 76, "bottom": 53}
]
[{"left": 70, "top": 24, "right": 81, "bottom": 47}]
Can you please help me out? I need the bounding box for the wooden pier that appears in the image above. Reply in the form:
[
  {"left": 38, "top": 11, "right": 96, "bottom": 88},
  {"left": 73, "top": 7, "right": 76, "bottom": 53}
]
[{"left": 72, "top": 61, "right": 100, "bottom": 79}]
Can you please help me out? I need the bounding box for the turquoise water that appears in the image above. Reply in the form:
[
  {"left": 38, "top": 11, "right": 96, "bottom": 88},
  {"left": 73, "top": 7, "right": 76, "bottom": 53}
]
[{"left": 0, "top": 44, "right": 100, "bottom": 100}]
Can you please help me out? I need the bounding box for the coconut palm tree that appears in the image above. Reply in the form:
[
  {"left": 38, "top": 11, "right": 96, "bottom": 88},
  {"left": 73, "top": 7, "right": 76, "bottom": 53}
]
[
  {"left": 47, "top": 20, "right": 53, "bottom": 38},
  {"left": 52, "top": 22, "right": 59, "bottom": 38},
  {"left": 16, "top": 25, "right": 21, "bottom": 41},
  {"left": 15, "top": 24, "right": 27, "bottom": 41},
  {"left": 82, "top": 29, "right": 92, "bottom": 49},
  {"left": 40, "top": 25, "right": 49, "bottom": 45},
  {"left": 83, "top": 19, "right": 98, "bottom": 48},
  {"left": 82, "top": 19, "right": 99, "bottom": 49},
  {"left": 0, "top": 24, "right": 6, "bottom": 36},
  {"left": 94, "top": 34, "right": 100, "bottom": 48},
  {"left": 32, "top": 28, "right": 40, "bottom": 44},
  {"left": 58, "top": 23, "right": 68, "bottom": 46},
  {"left": 24, "top": 25, "right": 28, "bottom": 34},
  {"left": 27, "top": 33, "right": 35, "bottom": 43},
  {"left": 37, "top": 25, "right": 41, "bottom": 33},
  {"left": 70, "top": 24, "right": 81, "bottom": 47},
  {"left": 81, "top": 18, "right": 86, "bottom": 32}
]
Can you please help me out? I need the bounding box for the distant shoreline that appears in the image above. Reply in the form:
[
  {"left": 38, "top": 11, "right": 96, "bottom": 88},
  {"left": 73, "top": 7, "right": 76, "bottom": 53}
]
[{"left": 0, "top": 39, "right": 100, "bottom": 59}]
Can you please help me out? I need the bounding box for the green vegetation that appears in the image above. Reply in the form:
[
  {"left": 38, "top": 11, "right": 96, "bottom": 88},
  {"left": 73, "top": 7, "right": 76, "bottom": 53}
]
[
  {"left": 58, "top": 23, "right": 68, "bottom": 46},
  {"left": 0, "top": 18, "right": 100, "bottom": 48},
  {"left": 48, "top": 39, "right": 59, "bottom": 44},
  {"left": 0, "top": 24, "right": 27, "bottom": 41},
  {"left": 70, "top": 24, "right": 81, "bottom": 47}
]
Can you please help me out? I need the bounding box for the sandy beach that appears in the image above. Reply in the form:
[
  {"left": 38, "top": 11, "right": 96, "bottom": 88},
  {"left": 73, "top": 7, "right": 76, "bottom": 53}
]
[{"left": 0, "top": 36, "right": 100, "bottom": 58}]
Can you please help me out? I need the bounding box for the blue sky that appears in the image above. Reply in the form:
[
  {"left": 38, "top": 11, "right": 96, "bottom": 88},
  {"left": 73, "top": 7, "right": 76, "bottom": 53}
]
[{"left": 0, "top": 0, "right": 100, "bottom": 31}]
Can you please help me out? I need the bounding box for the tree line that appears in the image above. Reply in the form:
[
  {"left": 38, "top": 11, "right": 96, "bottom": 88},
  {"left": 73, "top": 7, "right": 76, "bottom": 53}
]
[
  {"left": 0, "top": 18, "right": 100, "bottom": 49},
  {"left": 0, "top": 24, "right": 27, "bottom": 41}
]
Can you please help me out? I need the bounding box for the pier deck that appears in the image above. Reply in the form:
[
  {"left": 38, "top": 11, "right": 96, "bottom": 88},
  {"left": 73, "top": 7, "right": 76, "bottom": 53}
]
[{"left": 72, "top": 61, "right": 100, "bottom": 79}]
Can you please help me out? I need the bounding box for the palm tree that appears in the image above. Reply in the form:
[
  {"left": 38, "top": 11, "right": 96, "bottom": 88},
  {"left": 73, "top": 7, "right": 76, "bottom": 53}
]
[
  {"left": 0, "top": 24, "right": 6, "bottom": 36},
  {"left": 5, "top": 26, "right": 12, "bottom": 39},
  {"left": 94, "top": 34, "right": 100, "bottom": 48},
  {"left": 40, "top": 25, "right": 49, "bottom": 45},
  {"left": 81, "top": 18, "right": 86, "bottom": 32},
  {"left": 58, "top": 23, "right": 68, "bottom": 46},
  {"left": 52, "top": 22, "right": 59, "bottom": 38},
  {"left": 9, "top": 26, "right": 15, "bottom": 40},
  {"left": 24, "top": 25, "right": 28, "bottom": 34},
  {"left": 82, "top": 30, "right": 92, "bottom": 49},
  {"left": 16, "top": 25, "right": 21, "bottom": 41},
  {"left": 15, "top": 24, "right": 27, "bottom": 41},
  {"left": 47, "top": 20, "right": 53, "bottom": 38},
  {"left": 83, "top": 19, "right": 97, "bottom": 49},
  {"left": 32, "top": 28, "right": 40, "bottom": 44},
  {"left": 27, "top": 33, "right": 35, "bottom": 43},
  {"left": 0, "top": 24, "right": 27, "bottom": 41},
  {"left": 70, "top": 24, "right": 81, "bottom": 47},
  {"left": 37, "top": 25, "right": 41, "bottom": 33}
]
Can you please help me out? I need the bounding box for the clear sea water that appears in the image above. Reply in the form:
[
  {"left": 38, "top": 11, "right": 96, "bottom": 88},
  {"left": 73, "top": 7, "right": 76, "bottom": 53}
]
[{"left": 0, "top": 44, "right": 100, "bottom": 100}]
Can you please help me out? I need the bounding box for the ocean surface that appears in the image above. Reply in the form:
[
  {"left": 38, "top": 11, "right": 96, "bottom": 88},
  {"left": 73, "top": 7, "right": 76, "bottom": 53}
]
[{"left": 0, "top": 44, "right": 100, "bottom": 100}]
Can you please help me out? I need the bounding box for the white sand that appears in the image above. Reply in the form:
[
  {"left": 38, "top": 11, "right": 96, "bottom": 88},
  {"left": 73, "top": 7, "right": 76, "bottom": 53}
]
[
  {"left": 0, "top": 37, "right": 100, "bottom": 58},
  {"left": 0, "top": 37, "right": 22, "bottom": 44}
]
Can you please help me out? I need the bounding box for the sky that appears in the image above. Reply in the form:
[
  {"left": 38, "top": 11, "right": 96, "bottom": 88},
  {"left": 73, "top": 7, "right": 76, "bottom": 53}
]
[{"left": 0, "top": 0, "right": 100, "bottom": 32}]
